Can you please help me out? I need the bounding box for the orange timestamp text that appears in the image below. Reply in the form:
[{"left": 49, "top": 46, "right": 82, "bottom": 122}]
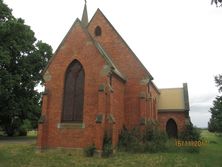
[{"left": 175, "top": 140, "right": 208, "bottom": 147}]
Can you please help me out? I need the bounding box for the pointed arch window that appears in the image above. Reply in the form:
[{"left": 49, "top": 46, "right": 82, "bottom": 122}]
[
  {"left": 166, "top": 119, "right": 178, "bottom": 138},
  {"left": 95, "top": 26, "right": 102, "bottom": 36},
  {"left": 62, "top": 60, "right": 84, "bottom": 122}
]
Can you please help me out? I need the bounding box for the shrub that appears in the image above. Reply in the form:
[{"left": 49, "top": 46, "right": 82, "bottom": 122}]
[
  {"left": 178, "top": 123, "right": 201, "bottom": 153},
  {"left": 18, "top": 119, "right": 32, "bottom": 136},
  {"left": 179, "top": 123, "right": 201, "bottom": 141},
  {"left": 102, "top": 131, "right": 113, "bottom": 157},
  {"left": 118, "top": 120, "right": 168, "bottom": 153},
  {"left": 118, "top": 126, "right": 143, "bottom": 152},
  {"left": 142, "top": 120, "right": 168, "bottom": 153},
  {"left": 117, "top": 126, "right": 131, "bottom": 151},
  {"left": 118, "top": 121, "right": 201, "bottom": 154},
  {"left": 84, "top": 144, "right": 96, "bottom": 157}
]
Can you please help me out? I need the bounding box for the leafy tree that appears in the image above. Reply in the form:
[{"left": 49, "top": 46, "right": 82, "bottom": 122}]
[
  {"left": 215, "top": 74, "right": 222, "bottom": 93},
  {"left": 208, "top": 96, "right": 222, "bottom": 132},
  {"left": 208, "top": 74, "right": 222, "bottom": 133},
  {"left": 0, "top": 0, "right": 52, "bottom": 136},
  {"left": 211, "top": 0, "right": 222, "bottom": 7}
]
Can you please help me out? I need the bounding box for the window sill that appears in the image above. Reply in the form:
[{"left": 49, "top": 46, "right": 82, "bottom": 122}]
[{"left": 57, "top": 123, "right": 85, "bottom": 129}]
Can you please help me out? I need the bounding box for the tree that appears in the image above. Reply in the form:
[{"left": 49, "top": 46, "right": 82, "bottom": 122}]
[
  {"left": 211, "top": 0, "right": 222, "bottom": 7},
  {"left": 0, "top": 0, "right": 52, "bottom": 136},
  {"left": 215, "top": 74, "right": 222, "bottom": 93},
  {"left": 208, "top": 74, "right": 222, "bottom": 133}
]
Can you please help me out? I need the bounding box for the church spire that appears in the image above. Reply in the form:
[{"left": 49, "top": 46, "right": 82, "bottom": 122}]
[{"left": 81, "top": 0, "right": 88, "bottom": 28}]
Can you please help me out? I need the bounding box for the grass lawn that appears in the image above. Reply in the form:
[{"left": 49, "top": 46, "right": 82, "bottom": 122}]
[{"left": 0, "top": 130, "right": 221, "bottom": 167}]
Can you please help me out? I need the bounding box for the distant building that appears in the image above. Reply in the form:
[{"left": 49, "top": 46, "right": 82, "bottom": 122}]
[{"left": 37, "top": 3, "right": 190, "bottom": 151}]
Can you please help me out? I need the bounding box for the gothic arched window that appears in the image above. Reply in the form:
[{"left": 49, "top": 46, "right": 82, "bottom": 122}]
[{"left": 62, "top": 60, "right": 84, "bottom": 122}]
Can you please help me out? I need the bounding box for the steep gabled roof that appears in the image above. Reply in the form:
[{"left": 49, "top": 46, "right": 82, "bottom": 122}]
[
  {"left": 88, "top": 9, "right": 154, "bottom": 80},
  {"left": 150, "top": 81, "right": 160, "bottom": 94},
  {"left": 42, "top": 18, "right": 82, "bottom": 75},
  {"left": 76, "top": 22, "right": 126, "bottom": 82},
  {"left": 94, "top": 42, "right": 126, "bottom": 81},
  {"left": 42, "top": 17, "right": 126, "bottom": 82}
]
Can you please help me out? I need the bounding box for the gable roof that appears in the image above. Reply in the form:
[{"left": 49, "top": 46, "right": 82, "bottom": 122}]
[
  {"left": 42, "top": 18, "right": 82, "bottom": 76},
  {"left": 42, "top": 17, "right": 126, "bottom": 82},
  {"left": 94, "top": 41, "right": 126, "bottom": 81},
  {"left": 88, "top": 9, "right": 154, "bottom": 80}
]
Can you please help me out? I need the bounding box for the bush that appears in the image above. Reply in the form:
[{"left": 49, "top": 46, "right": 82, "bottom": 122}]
[
  {"left": 117, "top": 126, "right": 131, "bottom": 151},
  {"left": 4, "top": 116, "right": 21, "bottom": 136},
  {"left": 177, "top": 123, "right": 201, "bottom": 153},
  {"left": 118, "top": 121, "right": 201, "bottom": 154},
  {"left": 179, "top": 123, "right": 201, "bottom": 141},
  {"left": 18, "top": 119, "right": 32, "bottom": 136},
  {"left": 102, "top": 131, "right": 113, "bottom": 157},
  {"left": 118, "top": 120, "right": 168, "bottom": 153},
  {"left": 84, "top": 144, "right": 96, "bottom": 157},
  {"left": 118, "top": 126, "right": 142, "bottom": 152},
  {"left": 3, "top": 118, "right": 33, "bottom": 136},
  {"left": 143, "top": 120, "right": 168, "bottom": 153}
]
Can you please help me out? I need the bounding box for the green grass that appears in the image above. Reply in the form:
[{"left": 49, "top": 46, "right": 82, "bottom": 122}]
[{"left": 0, "top": 130, "right": 221, "bottom": 167}]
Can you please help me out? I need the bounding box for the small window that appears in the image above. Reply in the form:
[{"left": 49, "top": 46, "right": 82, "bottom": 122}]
[{"left": 95, "top": 26, "right": 102, "bottom": 36}]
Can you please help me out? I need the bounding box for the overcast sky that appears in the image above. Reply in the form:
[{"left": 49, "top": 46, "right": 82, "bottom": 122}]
[{"left": 4, "top": 0, "right": 222, "bottom": 127}]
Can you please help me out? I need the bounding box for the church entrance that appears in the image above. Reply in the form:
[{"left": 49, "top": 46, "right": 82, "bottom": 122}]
[{"left": 166, "top": 119, "right": 178, "bottom": 138}]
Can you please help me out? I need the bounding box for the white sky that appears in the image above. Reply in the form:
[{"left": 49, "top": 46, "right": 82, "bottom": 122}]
[{"left": 4, "top": 0, "right": 222, "bottom": 127}]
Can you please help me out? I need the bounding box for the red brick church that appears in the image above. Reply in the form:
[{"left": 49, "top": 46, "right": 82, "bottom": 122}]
[{"left": 37, "top": 3, "right": 191, "bottom": 151}]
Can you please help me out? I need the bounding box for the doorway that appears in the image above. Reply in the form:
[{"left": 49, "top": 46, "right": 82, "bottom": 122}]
[{"left": 166, "top": 119, "right": 178, "bottom": 138}]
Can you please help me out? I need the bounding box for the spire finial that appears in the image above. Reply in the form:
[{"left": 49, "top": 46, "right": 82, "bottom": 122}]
[{"left": 81, "top": 0, "right": 88, "bottom": 27}]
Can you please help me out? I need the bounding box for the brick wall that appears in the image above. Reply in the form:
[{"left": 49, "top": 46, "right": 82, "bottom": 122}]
[
  {"left": 110, "top": 76, "right": 125, "bottom": 147},
  {"left": 88, "top": 9, "right": 159, "bottom": 128},
  {"left": 158, "top": 112, "right": 186, "bottom": 132},
  {"left": 37, "top": 20, "right": 109, "bottom": 149}
]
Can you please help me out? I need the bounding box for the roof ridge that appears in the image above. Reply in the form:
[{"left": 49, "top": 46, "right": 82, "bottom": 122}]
[
  {"left": 80, "top": 25, "right": 126, "bottom": 81},
  {"left": 88, "top": 8, "right": 154, "bottom": 80},
  {"left": 42, "top": 15, "right": 126, "bottom": 82},
  {"left": 94, "top": 42, "right": 127, "bottom": 81},
  {"left": 159, "top": 87, "right": 183, "bottom": 90},
  {"left": 42, "top": 18, "right": 81, "bottom": 75}
]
